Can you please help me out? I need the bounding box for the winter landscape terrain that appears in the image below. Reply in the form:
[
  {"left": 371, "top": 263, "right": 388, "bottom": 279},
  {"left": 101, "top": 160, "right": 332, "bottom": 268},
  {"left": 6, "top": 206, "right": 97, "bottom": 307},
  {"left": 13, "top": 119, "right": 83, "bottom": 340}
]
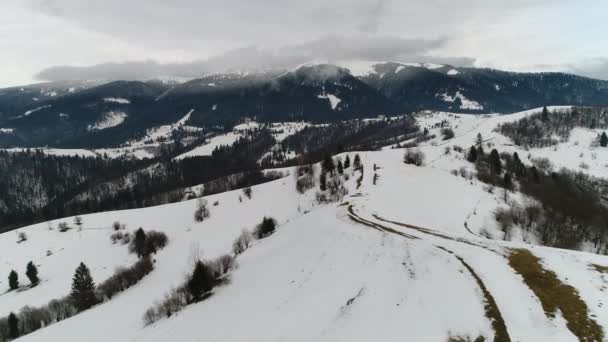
[{"left": 2, "top": 102, "right": 608, "bottom": 341}]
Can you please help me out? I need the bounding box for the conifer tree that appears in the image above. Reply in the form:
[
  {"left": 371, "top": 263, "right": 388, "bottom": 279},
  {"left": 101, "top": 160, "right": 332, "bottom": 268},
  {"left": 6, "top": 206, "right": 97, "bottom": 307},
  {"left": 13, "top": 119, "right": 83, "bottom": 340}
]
[
  {"left": 337, "top": 160, "right": 344, "bottom": 175},
  {"left": 134, "top": 228, "right": 147, "bottom": 257},
  {"left": 467, "top": 145, "right": 478, "bottom": 163},
  {"left": 187, "top": 261, "right": 215, "bottom": 302},
  {"left": 541, "top": 106, "right": 549, "bottom": 122},
  {"left": 8, "top": 270, "right": 18, "bottom": 290},
  {"left": 489, "top": 149, "right": 502, "bottom": 175},
  {"left": 503, "top": 172, "right": 513, "bottom": 190},
  {"left": 353, "top": 154, "right": 361, "bottom": 169},
  {"left": 26, "top": 261, "right": 39, "bottom": 285},
  {"left": 600, "top": 132, "right": 608, "bottom": 147},
  {"left": 8, "top": 312, "right": 19, "bottom": 339},
  {"left": 70, "top": 262, "right": 97, "bottom": 312},
  {"left": 344, "top": 155, "right": 351, "bottom": 169},
  {"left": 319, "top": 172, "right": 327, "bottom": 191},
  {"left": 322, "top": 154, "right": 335, "bottom": 174}
]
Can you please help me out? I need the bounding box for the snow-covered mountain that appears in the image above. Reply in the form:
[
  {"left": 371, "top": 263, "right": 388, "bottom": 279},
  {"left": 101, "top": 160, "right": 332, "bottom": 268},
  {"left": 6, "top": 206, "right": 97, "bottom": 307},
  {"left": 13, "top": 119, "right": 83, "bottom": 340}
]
[
  {"left": 2, "top": 106, "right": 608, "bottom": 341},
  {"left": 2, "top": 63, "right": 608, "bottom": 149}
]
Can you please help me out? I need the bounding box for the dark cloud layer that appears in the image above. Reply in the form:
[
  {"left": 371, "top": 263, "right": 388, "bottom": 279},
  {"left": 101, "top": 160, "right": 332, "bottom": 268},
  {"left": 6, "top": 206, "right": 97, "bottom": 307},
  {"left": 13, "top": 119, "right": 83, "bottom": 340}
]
[{"left": 36, "top": 35, "right": 476, "bottom": 81}]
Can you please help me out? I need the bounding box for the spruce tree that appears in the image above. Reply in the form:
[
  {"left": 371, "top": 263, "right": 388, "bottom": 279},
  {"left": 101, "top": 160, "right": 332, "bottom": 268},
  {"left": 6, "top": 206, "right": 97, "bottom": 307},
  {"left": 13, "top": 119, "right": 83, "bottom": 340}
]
[
  {"left": 344, "top": 155, "right": 351, "bottom": 169},
  {"left": 322, "top": 154, "right": 335, "bottom": 175},
  {"left": 353, "top": 154, "right": 361, "bottom": 169},
  {"left": 503, "top": 172, "right": 513, "bottom": 190},
  {"left": 70, "top": 262, "right": 97, "bottom": 312},
  {"left": 467, "top": 146, "right": 478, "bottom": 163},
  {"left": 8, "top": 270, "right": 18, "bottom": 290},
  {"left": 8, "top": 312, "right": 19, "bottom": 339},
  {"left": 476, "top": 133, "right": 483, "bottom": 148},
  {"left": 187, "top": 261, "right": 215, "bottom": 302},
  {"left": 134, "top": 228, "right": 147, "bottom": 257},
  {"left": 319, "top": 172, "right": 327, "bottom": 191},
  {"left": 26, "top": 261, "right": 39, "bottom": 285},
  {"left": 337, "top": 160, "right": 344, "bottom": 175},
  {"left": 489, "top": 149, "right": 502, "bottom": 175},
  {"left": 600, "top": 132, "right": 608, "bottom": 147},
  {"left": 541, "top": 106, "right": 549, "bottom": 122}
]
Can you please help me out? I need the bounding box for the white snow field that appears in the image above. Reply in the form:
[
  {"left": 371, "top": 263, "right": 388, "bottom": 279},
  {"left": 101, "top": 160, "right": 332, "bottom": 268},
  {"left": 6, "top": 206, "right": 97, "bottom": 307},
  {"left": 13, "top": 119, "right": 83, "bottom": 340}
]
[{"left": 1, "top": 107, "right": 608, "bottom": 341}]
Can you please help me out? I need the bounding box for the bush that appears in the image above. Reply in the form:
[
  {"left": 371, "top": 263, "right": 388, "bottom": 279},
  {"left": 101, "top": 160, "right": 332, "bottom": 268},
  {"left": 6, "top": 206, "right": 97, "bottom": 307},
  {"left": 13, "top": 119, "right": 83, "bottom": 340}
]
[
  {"left": 403, "top": 148, "right": 425, "bottom": 166},
  {"left": 255, "top": 217, "right": 277, "bottom": 239},
  {"left": 232, "top": 229, "right": 253, "bottom": 255},
  {"left": 97, "top": 256, "right": 154, "bottom": 301},
  {"left": 129, "top": 229, "right": 168, "bottom": 257},
  {"left": 110, "top": 231, "right": 124, "bottom": 244},
  {"left": 58, "top": 222, "right": 71, "bottom": 232},
  {"left": 441, "top": 128, "right": 455, "bottom": 140},
  {"left": 194, "top": 198, "right": 210, "bottom": 222},
  {"left": 243, "top": 187, "right": 252, "bottom": 199},
  {"left": 17, "top": 232, "right": 27, "bottom": 243}
]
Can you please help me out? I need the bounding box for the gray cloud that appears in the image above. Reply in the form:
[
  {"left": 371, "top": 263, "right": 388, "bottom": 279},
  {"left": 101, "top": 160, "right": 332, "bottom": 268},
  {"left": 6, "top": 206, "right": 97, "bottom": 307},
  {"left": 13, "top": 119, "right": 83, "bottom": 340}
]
[
  {"left": 568, "top": 58, "right": 608, "bottom": 81},
  {"left": 36, "top": 35, "right": 476, "bottom": 81}
]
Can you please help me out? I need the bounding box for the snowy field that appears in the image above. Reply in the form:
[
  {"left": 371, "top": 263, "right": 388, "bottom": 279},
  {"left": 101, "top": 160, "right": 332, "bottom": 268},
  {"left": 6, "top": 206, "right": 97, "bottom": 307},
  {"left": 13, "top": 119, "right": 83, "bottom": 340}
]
[{"left": 1, "top": 107, "right": 608, "bottom": 341}]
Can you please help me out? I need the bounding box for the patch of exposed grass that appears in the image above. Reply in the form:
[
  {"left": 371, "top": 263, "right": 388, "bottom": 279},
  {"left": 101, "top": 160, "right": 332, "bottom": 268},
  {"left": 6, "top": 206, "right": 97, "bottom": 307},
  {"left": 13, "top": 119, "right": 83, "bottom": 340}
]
[
  {"left": 438, "top": 247, "right": 511, "bottom": 342},
  {"left": 448, "top": 336, "right": 485, "bottom": 342},
  {"left": 592, "top": 264, "right": 608, "bottom": 274},
  {"left": 509, "top": 249, "right": 604, "bottom": 342}
]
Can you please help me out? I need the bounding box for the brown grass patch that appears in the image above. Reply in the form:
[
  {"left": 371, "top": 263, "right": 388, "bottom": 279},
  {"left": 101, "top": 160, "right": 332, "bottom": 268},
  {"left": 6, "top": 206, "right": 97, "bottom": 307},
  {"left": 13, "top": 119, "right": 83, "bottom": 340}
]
[
  {"left": 508, "top": 249, "right": 604, "bottom": 342},
  {"left": 592, "top": 264, "right": 608, "bottom": 274}
]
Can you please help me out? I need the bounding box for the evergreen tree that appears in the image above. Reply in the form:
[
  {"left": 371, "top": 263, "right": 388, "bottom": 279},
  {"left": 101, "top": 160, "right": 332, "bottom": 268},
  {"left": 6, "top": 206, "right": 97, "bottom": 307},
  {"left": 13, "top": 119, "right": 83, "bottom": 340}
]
[
  {"left": 134, "top": 228, "right": 147, "bottom": 257},
  {"left": 187, "top": 261, "right": 215, "bottom": 302},
  {"left": 26, "top": 261, "right": 39, "bottom": 285},
  {"left": 70, "top": 262, "right": 97, "bottom": 312},
  {"left": 74, "top": 216, "right": 83, "bottom": 230},
  {"left": 489, "top": 149, "right": 502, "bottom": 175},
  {"left": 322, "top": 154, "right": 335, "bottom": 174},
  {"left": 373, "top": 173, "right": 379, "bottom": 185},
  {"left": 503, "top": 172, "right": 513, "bottom": 190},
  {"left": 8, "top": 312, "right": 19, "bottom": 339},
  {"left": 353, "top": 154, "right": 361, "bottom": 169},
  {"left": 337, "top": 160, "right": 344, "bottom": 175},
  {"left": 319, "top": 172, "right": 327, "bottom": 191},
  {"left": 600, "top": 132, "right": 608, "bottom": 147},
  {"left": 530, "top": 166, "right": 540, "bottom": 183},
  {"left": 8, "top": 270, "right": 18, "bottom": 290},
  {"left": 344, "top": 155, "right": 351, "bottom": 169},
  {"left": 467, "top": 146, "right": 478, "bottom": 163},
  {"left": 541, "top": 106, "right": 549, "bottom": 122},
  {"left": 475, "top": 133, "right": 483, "bottom": 148}
]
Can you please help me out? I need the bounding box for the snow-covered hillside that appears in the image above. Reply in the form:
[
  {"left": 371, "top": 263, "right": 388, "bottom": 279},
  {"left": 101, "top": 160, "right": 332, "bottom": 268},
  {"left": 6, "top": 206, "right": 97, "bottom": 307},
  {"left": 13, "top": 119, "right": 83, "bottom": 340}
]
[{"left": 2, "top": 107, "right": 608, "bottom": 341}]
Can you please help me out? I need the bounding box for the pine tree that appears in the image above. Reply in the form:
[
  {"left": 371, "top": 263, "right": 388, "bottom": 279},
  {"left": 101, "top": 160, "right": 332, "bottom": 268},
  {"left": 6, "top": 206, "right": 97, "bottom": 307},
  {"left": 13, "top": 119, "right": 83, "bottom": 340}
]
[
  {"left": 344, "top": 155, "right": 351, "bottom": 169},
  {"left": 8, "top": 270, "right": 18, "bottom": 290},
  {"left": 467, "top": 145, "right": 478, "bottom": 163},
  {"left": 600, "top": 132, "right": 608, "bottom": 147},
  {"left": 134, "top": 228, "right": 147, "bottom": 257},
  {"left": 74, "top": 216, "right": 83, "bottom": 230},
  {"left": 541, "top": 106, "right": 549, "bottom": 122},
  {"left": 8, "top": 312, "right": 19, "bottom": 339},
  {"left": 322, "top": 154, "right": 335, "bottom": 174},
  {"left": 373, "top": 173, "right": 379, "bottom": 185},
  {"left": 319, "top": 172, "right": 327, "bottom": 191},
  {"left": 337, "top": 160, "right": 344, "bottom": 175},
  {"left": 489, "top": 149, "right": 502, "bottom": 175},
  {"left": 70, "top": 262, "right": 97, "bottom": 312},
  {"left": 187, "top": 261, "right": 215, "bottom": 302},
  {"left": 353, "top": 154, "right": 361, "bottom": 169},
  {"left": 476, "top": 133, "right": 483, "bottom": 148},
  {"left": 26, "top": 261, "right": 39, "bottom": 285},
  {"left": 503, "top": 172, "right": 513, "bottom": 190}
]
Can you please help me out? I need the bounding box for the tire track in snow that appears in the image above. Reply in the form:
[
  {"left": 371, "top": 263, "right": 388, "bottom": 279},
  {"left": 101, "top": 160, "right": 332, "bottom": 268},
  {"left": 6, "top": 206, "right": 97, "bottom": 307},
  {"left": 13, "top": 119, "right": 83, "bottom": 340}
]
[{"left": 346, "top": 205, "right": 511, "bottom": 342}]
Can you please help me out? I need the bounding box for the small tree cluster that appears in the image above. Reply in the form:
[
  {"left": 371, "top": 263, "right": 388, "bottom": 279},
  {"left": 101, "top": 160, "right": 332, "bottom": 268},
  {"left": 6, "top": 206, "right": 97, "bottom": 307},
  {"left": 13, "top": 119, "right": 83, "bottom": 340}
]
[
  {"left": 129, "top": 228, "right": 169, "bottom": 258},
  {"left": 441, "top": 127, "right": 455, "bottom": 140},
  {"left": 97, "top": 256, "right": 154, "bottom": 301},
  {"left": 242, "top": 187, "right": 253, "bottom": 199},
  {"left": 255, "top": 217, "right": 277, "bottom": 239},
  {"left": 142, "top": 254, "right": 235, "bottom": 325},
  {"left": 403, "top": 148, "right": 425, "bottom": 166},
  {"left": 232, "top": 229, "right": 254, "bottom": 255},
  {"left": 295, "top": 164, "right": 315, "bottom": 194},
  {"left": 58, "top": 222, "right": 71, "bottom": 233}
]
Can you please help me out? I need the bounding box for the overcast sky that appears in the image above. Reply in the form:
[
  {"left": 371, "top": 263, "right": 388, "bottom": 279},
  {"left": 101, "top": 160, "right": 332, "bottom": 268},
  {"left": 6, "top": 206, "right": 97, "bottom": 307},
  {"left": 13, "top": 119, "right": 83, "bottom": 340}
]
[{"left": 1, "top": 0, "right": 607, "bottom": 87}]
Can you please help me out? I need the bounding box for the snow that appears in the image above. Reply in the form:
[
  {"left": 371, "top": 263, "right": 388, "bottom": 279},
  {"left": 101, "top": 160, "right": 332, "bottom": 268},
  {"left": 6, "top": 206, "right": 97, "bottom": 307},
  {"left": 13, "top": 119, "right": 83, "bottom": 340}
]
[
  {"left": 423, "top": 63, "right": 444, "bottom": 69},
  {"left": 395, "top": 65, "right": 405, "bottom": 73},
  {"left": 103, "top": 97, "right": 131, "bottom": 104},
  {"left": 318, "top": 93, "right": 342, "bottom": 110},
  {"left": 175, "top": 109, "right": 195, "bottom": 126},
  {"left": 438, "top": 91, "right": 484, "bottom": 110},
  {"left": 0, "top": 128, "right": 15, "bottom": 133},
  {"left": 22, "top": 105, "right": 52, "bottom": 117},
  {"left": 175, "top": 132, "right": 242, "bottom": 159},
  {"left": 88, "top": 111, "right": 127, "bottom": 131},
  {"left": 3, "top": 106, "right": 608, "bottom": 342},
  {"left": 447, "top": 69, "right": 460, "bottom": 75}
]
